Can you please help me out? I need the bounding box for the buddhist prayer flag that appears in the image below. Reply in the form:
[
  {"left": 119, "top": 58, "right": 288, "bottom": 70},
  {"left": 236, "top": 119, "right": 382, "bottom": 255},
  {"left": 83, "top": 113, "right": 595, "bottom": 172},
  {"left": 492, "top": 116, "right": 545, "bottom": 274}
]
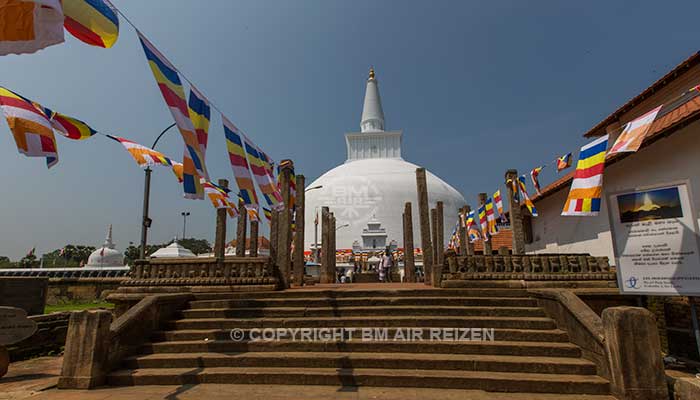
[
  {"left": 485, "top": 198, "right": 499, "bottom": 235},
  {"left": 0, "top": 0, "right": 64, "bottom": 56},
  {"left": 51, "top": 112, "right": 97, "bottom": 140},
  {"left": 690, "top": 84, "right": 700, "bottom": 93},
  {"left": 562, "top": 135, "right": 609, "bottom": 216},
  {"left": 465, "top": 210, "right": 480, "bottom": 242},
  {"left": 263, "top": 207, "right": 272, "bottom": 222},
  {"left": 493, "top": 190, "right": 506, "bottom": 223},
  {"left": 138, "top": 32, "right": 206, "bottom": 199},
  {"left": 201, "top": 179, "right": 237, "bottom": 218},
  {"left": 187, "top": 86, "right": 209, "bottom": 160},
  {"left": 242, "top": 133, "right": 283, "bottom": 210},
  {"left": 0, "top": 87, "right": 58, "bottom": 168},
  {"left": 608, "top": 105, "right": 661, "bottom": 156},
  {"left": 259, "top": 150, "right": 275, "bottom": 180},
  {"left": 107, "top": 135, "right": 175, "bottom": 168},
  {"left": 62, "top": 0, "right": 119, "bottom": 48},
  {"left": 172, "top": 162, "right": 184, "bottom": 183},
  {"left": 530, "top": 166, "right": 544, "bottom": 195},
  {"left": 517, "top": 176, "right": 538, "bottom": 217},
  {"left": 507, "top": 178, "right": 519, "bottom": 203},
  {"left": 223, "top": 116, "right": 260, "bottom": 214},
  {"left": 477, "top": 205, "right": 489, "bottom": 242},
  {"left": 556, "top": 153, "right": 572, "bottom": 172}
]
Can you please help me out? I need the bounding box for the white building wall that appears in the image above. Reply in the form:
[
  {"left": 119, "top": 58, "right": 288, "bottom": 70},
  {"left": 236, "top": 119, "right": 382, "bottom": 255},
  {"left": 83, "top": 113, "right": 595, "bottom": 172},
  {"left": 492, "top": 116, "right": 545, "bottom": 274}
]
[{"left": 526, "top": 120, "right": 700, "bottom": 263}]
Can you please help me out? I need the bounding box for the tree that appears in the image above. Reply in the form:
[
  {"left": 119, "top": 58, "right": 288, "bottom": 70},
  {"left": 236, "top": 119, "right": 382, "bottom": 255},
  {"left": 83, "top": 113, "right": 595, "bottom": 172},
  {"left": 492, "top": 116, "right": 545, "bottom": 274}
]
[
  {"left": 0, "top": 256, "right": 12, "bottom": 268},
  {"left": 123, "top": 243, "right": 164, "bottom": 265},
  {"left": 42, "top": 245, "right": 96, "bottom": 268},
  {"left": 177, "top": 238, "right": 212, "bottom": 255},
  {"left": 19, "top": 253, "right": 38, "bottom": 268}
]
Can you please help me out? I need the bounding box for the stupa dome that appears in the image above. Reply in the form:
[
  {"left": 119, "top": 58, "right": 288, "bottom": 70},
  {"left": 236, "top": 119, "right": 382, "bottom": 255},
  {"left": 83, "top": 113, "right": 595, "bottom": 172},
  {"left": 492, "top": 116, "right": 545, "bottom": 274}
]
[
  {"left": 86, "top": 225, "right": 125, "bottom": 267},
  {"left": 304, "top": 68, "right": 466, "bottom": 252}
]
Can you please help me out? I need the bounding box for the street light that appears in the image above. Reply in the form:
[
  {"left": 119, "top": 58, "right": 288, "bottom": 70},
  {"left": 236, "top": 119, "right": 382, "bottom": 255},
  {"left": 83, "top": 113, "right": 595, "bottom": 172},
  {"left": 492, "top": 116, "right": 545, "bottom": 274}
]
[
  {"left": 139, "top": 122, "right": 177, "bottom": 259},
  {"left": 336, "top": 223, "right": 350, "bottom": 231},
  {"left": 181, "top": 211, "right": 190, "bottom": 240}
]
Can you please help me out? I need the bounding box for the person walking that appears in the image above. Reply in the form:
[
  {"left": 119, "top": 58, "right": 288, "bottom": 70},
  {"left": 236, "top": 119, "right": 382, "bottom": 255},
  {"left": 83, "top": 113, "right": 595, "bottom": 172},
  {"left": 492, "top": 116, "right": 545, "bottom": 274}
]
[{"left": 379, "top": 249, "right": 393, "bottom": 283}]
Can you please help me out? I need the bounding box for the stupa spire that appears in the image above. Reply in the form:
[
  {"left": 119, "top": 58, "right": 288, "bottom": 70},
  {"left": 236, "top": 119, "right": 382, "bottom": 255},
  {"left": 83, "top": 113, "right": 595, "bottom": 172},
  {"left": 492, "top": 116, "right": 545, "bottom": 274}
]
[
  {"left": 360, "top": 67, "right": 385, "bottom": 132},
  {"left": 103, "top": 224, "right": 115, "bottom": 249}
]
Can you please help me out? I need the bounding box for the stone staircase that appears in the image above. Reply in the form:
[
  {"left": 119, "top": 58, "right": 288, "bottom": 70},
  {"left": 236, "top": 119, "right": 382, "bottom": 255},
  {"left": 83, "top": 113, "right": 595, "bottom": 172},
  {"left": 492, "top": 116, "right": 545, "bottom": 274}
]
[{"left": 107, "top": 289, "right": 614, "bottom": 397}]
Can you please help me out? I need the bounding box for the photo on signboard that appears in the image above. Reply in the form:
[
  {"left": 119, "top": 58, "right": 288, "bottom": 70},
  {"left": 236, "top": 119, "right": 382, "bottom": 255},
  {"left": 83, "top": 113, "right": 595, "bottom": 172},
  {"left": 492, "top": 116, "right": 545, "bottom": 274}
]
[{"left": 616, "top": 186, "right": 683, "bottom": 223}]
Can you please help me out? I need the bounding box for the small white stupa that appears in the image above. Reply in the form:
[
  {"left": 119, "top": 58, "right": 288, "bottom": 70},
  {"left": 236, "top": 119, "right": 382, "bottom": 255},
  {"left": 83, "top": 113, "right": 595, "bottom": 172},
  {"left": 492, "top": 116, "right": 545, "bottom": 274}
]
[
  {"left": 150, "top": 238, "right": 196, "bottom": 258},
  {"left": 86, "top": 225, "right": 125, "bottom": 267}
]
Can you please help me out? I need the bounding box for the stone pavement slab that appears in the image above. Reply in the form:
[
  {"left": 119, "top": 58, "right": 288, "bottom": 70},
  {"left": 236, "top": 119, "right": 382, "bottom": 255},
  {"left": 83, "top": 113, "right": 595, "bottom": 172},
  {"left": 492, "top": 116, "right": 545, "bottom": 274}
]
[{"left": 0, "top": 356, "right": 61, "bottom": 400}]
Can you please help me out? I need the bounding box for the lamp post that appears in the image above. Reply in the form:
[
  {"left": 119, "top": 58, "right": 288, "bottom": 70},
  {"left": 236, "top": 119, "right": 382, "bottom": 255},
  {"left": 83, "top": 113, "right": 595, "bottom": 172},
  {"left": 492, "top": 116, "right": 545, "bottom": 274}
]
[
  {"left": 139, "top": 122, "right": 177, "bottom": 259},
  {"left": 336, "top": 223, "right": 350, "bottom": 231},
  {"left": 181, "top": 211, "right": 190, "bottom": 240}
]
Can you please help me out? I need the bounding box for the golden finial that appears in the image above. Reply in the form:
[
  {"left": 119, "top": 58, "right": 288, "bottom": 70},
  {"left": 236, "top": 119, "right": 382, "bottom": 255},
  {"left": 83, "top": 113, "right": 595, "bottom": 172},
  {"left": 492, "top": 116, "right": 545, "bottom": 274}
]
[{"left": 369, "top": 67, "right": 375, "bottom": 80}]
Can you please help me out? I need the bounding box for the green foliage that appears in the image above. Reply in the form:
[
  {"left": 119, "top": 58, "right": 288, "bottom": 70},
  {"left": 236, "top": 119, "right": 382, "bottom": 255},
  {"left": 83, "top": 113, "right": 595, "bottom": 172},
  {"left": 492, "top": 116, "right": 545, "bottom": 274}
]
[
  {"left": 0, "top": 256, "right": 12, "bottom": 268},
  {"left": 41, "top": 245, "right": 96, "bottom": 268},
  {"left": 177, "top": 238, "right": 212, "bottom": 255},
  {"left": 19, "top": 253, "right": 38, "bottom": 268},
  {"left": 45, "top": 300, "right": 114, "bottom": 313}
]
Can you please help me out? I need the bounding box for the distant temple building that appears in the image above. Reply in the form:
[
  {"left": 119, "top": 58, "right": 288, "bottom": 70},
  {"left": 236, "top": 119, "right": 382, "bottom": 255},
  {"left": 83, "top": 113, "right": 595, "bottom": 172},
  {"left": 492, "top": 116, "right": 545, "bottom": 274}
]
[{"left": 304, "top": 69, "right": 466, "bottom": 252}]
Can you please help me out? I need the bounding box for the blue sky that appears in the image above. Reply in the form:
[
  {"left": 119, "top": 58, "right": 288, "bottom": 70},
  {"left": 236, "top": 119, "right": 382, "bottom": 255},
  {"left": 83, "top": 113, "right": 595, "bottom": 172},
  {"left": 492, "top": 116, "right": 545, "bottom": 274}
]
[{"left": 1, "top": 0, "right": 699, "bottom": 260}]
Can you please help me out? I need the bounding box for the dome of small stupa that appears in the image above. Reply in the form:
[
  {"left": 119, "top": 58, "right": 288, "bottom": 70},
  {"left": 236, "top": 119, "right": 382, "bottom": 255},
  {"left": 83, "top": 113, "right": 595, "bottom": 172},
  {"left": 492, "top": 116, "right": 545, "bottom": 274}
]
[{"left": 86, "top": 225, "right": 125, "bottom": 267}]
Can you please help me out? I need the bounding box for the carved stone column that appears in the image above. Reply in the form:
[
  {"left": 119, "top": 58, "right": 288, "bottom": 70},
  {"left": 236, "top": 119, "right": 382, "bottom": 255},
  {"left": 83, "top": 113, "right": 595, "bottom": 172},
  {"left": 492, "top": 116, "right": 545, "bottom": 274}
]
[
  {"left": 436, "top": 201, "right": 444, "bottom": 266},
  {"left": 416, "top": 168, "right": 433, "bottom": 285},
  {"left": 235, "top": 201, "right": 247, "bottom": 257},
  {"left": 464, "top": 205, "right": 475, "bottom": 255},
  {"left": 214, "top": 179, "right": 229, "bottom": 261},
  {"left": 403, "top": 202, "right": 416, "bottom": 282},
  {"left": 320, "top": 206, "right": 332, "bottom": 283},
  {"left": 277, "top": 160, "right": 294, "bottom": 289},
  {"left": 330, "top": 212, "right": 336, "bottom": 279},
  {"left": 505, "top": 169, "right": 525, "bottom": 254},
  {"left": 458, "top": 206, "right": 468, "bottom": 256},
  {"left": 430, "top": 208, "right": 438, "bottom": 266},
  {"left": 249, "top": 220, "right": 259, "bottom": 257},
  {"left": 478, "top": 193, "right": 492, "bottom": 255},
  {"left": 269, "top": 208, "right": 279, "bottom": 263},
  {"left": 293, "top": 175, "right": 306, "bottom": 286}
]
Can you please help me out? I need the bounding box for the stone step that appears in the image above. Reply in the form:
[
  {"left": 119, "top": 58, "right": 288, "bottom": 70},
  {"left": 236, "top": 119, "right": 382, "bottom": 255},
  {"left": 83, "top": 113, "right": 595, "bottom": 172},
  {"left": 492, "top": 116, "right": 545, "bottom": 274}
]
[
  {"left": 107, "top": 367, "right": 609, "bottom": 394},
  {"left": 191, "top": 288, "right": 531, "bottom": 300},
  {"left": 166, "top": 315, "right": 558, "bottom": 330},
  {"left": 140, "top": 339, "right": 582, "bottom": 358},
  {"left": 152, "top": 327, "right": 570, "bottom": 343},
  {"left": 179, "top": 306, "right": 546, "bottom": 319},
  {"left": 187, "top": 296, "right": 539, "bottom": 309},
  {"left": 123, "top": 352, "right": 597, "bottom": 375}
]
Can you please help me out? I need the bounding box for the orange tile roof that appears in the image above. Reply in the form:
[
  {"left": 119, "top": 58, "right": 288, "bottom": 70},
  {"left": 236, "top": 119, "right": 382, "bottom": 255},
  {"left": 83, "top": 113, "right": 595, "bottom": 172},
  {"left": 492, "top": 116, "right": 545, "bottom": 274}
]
[
  {"left": 532, "top": 94, "right": 700, "bottom": 203},
  {"left": 583, "top": 51, "right": 700, "bottom": 138}
]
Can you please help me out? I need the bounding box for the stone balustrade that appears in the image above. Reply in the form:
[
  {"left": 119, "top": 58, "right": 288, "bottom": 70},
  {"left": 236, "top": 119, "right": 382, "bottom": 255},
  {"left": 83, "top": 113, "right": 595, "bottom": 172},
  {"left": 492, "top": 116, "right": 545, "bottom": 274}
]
[
  {"left": 443, "top": 252, "right": 616, "bottom": 281},
  {"left": 124, "top": 256, "right": 278, "bottom": 287}
]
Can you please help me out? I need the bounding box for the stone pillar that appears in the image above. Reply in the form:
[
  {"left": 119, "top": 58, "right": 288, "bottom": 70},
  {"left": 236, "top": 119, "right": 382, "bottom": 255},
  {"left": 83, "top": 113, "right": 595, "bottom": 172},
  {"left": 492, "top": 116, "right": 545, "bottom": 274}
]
[
  {"left": 415, "top": 168, "right": 433, "bottom": 285},
  {"left": 0, "top": 346, "right": 8, "bottom": 378},
  {"left": 505, "top": 169, "right": 525, "bottom": 254},
  {"left": 58, "top": 310, "right": 112, "bottom": 389},
  {"left": 464, "top": 205, "right": 475, "bottom": 255},
  {"left": 269, "top": 208, "right": 279, "bottom": 263},
  {"left": 436, "top": 201, "right": 444, "bottom": 266},
  {"left": 330, "top": 212, "right": 336, "bottom": 278},
  {"left": 602, "top": 307, "right": 668, "bottom": 400},
  {"left": 249, "top": 220, "right": 259, "bottom": 257},
  {"left": 458, "top": 206, "right": 468, "bottom": 256},
  {"left": 214, "top": 179, "right": 229, "bottom": 260},
  {"left": 320, "top": 206, "right": 332, "bottom": 284},
  {"left": 646, "top": 297, "right": 669, "bottom": 354},
  {"left": 478, "top": 193, "right": 492, "bottom": 255},
  {"left": 236, "top": 201, "right": 247, "bottom": 257},
  {"left": 293, "top": 175, "right": 306, "bottom": 286},
  {"left": 430, "top": 208, "right": 438, "bottom": 265},
  {"left": 277, "top": 160, "right": 294, "bottom": 289},
  {"left": 403, "top": 202, "right": 416, "bottom": 283}
]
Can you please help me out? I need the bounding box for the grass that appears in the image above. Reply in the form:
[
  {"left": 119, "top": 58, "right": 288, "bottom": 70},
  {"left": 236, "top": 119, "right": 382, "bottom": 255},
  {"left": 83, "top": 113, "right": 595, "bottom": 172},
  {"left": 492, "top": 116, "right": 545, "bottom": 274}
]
[{"left": 45, "top": 301, "right": 114, "bottom": 313}]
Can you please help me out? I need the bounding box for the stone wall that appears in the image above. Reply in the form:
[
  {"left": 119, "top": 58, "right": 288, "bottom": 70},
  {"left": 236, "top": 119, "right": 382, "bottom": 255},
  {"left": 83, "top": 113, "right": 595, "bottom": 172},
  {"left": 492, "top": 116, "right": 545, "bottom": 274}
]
[
  {"left": 0, "top": 277, "right": 48, "bottom": 315},
  {"left": 7, "top": 312, "right": 71, "bottom": 361},
  {"left": 47, "top": 278, "right": 124, "bottom": 305}
]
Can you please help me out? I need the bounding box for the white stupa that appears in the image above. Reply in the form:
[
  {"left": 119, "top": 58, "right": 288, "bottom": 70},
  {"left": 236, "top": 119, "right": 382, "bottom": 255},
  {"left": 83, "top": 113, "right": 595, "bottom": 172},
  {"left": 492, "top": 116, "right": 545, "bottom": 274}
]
[
  {"left": 86, "top": 225, "right": 125, "bottom": 267},
  {"left": 304, "top": 68, "right": 466, "bottom": 252},
  {"left": 150, "top": 238, "right": 196, "bottom": 258}
]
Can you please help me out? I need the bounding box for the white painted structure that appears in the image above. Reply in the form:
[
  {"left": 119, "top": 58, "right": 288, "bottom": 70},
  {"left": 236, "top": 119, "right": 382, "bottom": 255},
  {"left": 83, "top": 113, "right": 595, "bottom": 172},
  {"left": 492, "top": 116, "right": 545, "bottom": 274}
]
[
  {"left": 304, "top": 69, "right": 466, "bottom": 251},
  {"left": 86, "top": 225, "right": 125, "bottom": 267},
  {"left": 526, "top": 110, "right": 700, "bottom": 264},
  {"left": 150, "top": 239, "right": 196, "bottom": 258}
]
